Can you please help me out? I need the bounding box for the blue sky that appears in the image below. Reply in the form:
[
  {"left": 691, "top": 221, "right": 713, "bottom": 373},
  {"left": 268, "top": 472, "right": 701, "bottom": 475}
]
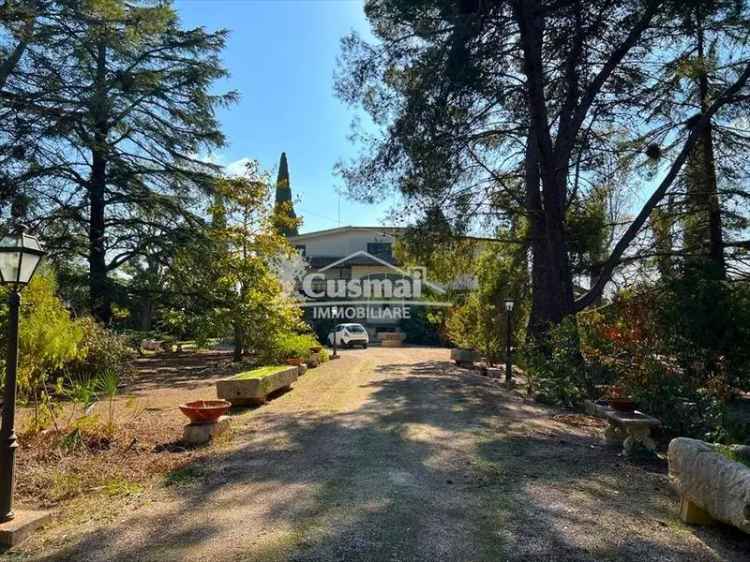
[{"left": 175, "top": 0, "right": 396, "bottom": 233}]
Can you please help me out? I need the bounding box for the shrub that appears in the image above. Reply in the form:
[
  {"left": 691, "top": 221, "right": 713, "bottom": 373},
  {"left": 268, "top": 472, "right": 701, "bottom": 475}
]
[
  {"left": 0, "top": 271, "right": 85, "bottom": 400},
  {"left": 623, "top": 356, "right": 728, "bottom": 440},
  {"left": 445, "top": 246, "right": 528, "bottom": 363},
  {"left": 657, "top": 269, "right": 750, "bottom": 392},
  {"left": 400, "top": 305, "right": 446, "bottom": 346},
  {"left": 520, "top": 278, "right": 750, "bottom": 442},
  {"left": 66, "top": 317, "right": 134, "bottom": 384},
  {"left": 576, "top": 287, "right": 743, "bottom": 441},
  {"left": 259, "top": 332, "right": 322, "bottom": 364},
  {"left": 522, "top": 318, "right": 608, "bottom": 408}
]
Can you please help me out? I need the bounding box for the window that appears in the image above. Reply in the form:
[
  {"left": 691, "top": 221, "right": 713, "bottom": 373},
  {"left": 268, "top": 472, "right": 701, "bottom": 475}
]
[
  {"left": 295, "top": 245, "right": 306, "bottom": 256},
  {"left": 367, "top": 242, "right": 392, "bottom": 259}
]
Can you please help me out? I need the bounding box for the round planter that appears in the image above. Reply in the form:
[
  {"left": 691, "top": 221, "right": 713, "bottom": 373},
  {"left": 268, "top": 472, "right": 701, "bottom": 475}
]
[
  {"left": 179, "top": 400, "right": 231, "bottom": 424},
  {"left": 309, "top": 346, "right": 322, "bottom": 353},
  {"left": 286, "top": 357, "right": 303, "bottom": 366}
]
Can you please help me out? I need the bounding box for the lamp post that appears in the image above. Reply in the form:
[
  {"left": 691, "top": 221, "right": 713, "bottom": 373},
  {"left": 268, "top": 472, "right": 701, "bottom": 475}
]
[
  {"left": 504, "top": 299, "right": 514, "bottom": 388},
  {"left": 0, "top": 227, "right": 45, "bottom": 522},
  {"left": 330, "top": 306, "right": 339, "bottom": 359}
]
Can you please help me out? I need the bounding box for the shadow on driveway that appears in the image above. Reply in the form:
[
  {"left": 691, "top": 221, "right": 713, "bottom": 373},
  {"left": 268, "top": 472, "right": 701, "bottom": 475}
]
[{"left": 31, "top": 357, "right": 750, "bottom": 561}]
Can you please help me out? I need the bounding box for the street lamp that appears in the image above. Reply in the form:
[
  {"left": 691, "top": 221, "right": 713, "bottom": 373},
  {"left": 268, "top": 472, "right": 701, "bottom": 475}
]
[
  {"left": 330, "top": 305, "right": 339, "bottom": 359},
  {"left": 504, "top": 299, "right": 514, "bottom": 388},
  {"left": 0, "top": 227, "right": 45, "bottom": 522}
]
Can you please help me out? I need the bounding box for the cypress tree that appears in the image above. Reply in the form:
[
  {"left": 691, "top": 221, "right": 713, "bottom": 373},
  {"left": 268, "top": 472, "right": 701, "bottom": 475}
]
[{"left": 274, "top": 152, "right": 299, "bottom": 236}]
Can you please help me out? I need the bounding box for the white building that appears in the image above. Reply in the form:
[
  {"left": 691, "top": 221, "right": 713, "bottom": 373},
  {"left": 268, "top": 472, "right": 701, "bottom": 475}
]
[
  {"left": 289, "top": 225, "right": 482, "bottom": 341},
  {"left": 289, "top": 226, "right": 417, "bottom": 338}
]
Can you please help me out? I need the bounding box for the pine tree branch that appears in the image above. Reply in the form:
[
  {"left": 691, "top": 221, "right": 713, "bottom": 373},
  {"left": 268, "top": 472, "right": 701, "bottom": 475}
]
[{"left": 576, "top": 59, "right": 750, "bottom": 311}]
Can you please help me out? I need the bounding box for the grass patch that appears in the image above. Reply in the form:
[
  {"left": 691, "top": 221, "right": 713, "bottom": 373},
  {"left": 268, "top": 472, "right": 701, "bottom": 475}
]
[
  {"left": 50, "top": 471, "right": 85, "bottom": 502},
  {"left": 103, "top": 477, "right": 144, "bottom": 497},
  {"left": 164, "top": 465, "right": 208, "bottom": 487},
  {"left": 232, "top": 365, "right": 290, "bottom": 380}
]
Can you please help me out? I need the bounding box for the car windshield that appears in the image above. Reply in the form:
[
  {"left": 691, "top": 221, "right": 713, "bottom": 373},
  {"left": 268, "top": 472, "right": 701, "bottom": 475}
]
[{"left": 345, "top": 324, "right": 365, "bottom": 333}]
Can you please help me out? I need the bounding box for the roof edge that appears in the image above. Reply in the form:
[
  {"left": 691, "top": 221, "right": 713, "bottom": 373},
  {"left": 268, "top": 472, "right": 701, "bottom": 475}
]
[{"left": 289, "top": 225, "right": 403, "bottom": 241}]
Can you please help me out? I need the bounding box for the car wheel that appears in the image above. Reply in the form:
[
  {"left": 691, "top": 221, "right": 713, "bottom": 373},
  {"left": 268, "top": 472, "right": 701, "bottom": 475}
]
[{"left": 362, "top": 343, "right": 368, "bottom": 349}]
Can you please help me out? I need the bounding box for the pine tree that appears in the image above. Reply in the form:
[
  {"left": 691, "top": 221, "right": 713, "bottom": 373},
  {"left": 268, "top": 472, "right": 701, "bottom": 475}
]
[
  {"left": 10, "top": 1, "right": 236, "bottom": 323},
  {"left": 273, "top": 152, "right": 299, "bottom": 237},
  {"left": 336, "top": 0, "right": 750, "bottom": 337}
]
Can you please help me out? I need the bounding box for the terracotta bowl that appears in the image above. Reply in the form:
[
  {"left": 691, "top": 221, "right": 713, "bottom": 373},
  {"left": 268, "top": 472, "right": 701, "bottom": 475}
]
[
  {"left": 286, "top": 357, "right": 302, "bottom": 366},
  {"left": 309, "top": 346, "right": 322, "bottom": 353},
  {"left": 608, "top": 399, "right": 636, "bottom": 413},
  {"left": 179, "top": 400, "right": 231, "bottom": 423}
]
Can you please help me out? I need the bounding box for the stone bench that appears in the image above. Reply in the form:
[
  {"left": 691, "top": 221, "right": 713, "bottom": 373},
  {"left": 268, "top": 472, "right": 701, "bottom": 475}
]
[
  {"left": 669, "top": 437, "right": 750, "bottom": 533},
  {"left": 216, "top": 366, "right": 298, "bottom": 406},
  {"left": 585, "top": 400, "right": 660, "bottom": 456},
  {"left": 142, "top": 339, "right": 164, "bottom": 352}
]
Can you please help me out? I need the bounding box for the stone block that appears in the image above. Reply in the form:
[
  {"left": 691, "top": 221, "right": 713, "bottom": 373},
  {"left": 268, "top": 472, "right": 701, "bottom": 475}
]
[
  {"left": 668, "top": 437, "right": 750, "bottom": 533},
  {"left": 183, "top": 416, "right": 230, "bottom": 445},
  {"left": 450, "top": 348, "right": 479, "bottom": 365},
  {"left": 381, "top": 337, "right": 402, "bottom": 347},
  {"left": 216, "top": 366, "right": 298, "bottom": 406},
  {"left": 0, "top": 510, "right": 51, "bottom": 547}
]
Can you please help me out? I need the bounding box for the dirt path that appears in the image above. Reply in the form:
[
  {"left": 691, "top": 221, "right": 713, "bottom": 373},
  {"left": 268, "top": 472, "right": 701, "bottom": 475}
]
[{"left": 13, "top": 347, "right": 750, "bottom": 561}]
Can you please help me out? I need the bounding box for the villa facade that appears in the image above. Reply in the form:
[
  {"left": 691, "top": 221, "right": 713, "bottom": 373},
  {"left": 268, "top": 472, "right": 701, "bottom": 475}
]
[{"left": 289, "top": 226, "right": 416, "bottom": 338}]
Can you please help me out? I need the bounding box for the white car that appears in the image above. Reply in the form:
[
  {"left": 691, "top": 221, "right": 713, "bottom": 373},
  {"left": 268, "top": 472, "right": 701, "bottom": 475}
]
[{"left": 328, "top": 323, "right": 369, "bottom": 348}]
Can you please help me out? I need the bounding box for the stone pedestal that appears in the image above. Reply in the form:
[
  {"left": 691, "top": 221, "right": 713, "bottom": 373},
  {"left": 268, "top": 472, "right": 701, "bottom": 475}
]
[
  {"left": 183, "top": 416, "right": 230, "bottom": 445},
  {"left": 604, "top": 424, "right": 627, "bottom": 446},
  {"left": 0, "top": 510, "right": 51, "bottom": 547},
  {"left": 450, "top": 348, "right": 479, "bottom": 366},
  {"left": 680, "top": 496, "right": 715, "bottom": 526},
  {"left": 308, "top": 353, "right": 320, "bottom": 368}
]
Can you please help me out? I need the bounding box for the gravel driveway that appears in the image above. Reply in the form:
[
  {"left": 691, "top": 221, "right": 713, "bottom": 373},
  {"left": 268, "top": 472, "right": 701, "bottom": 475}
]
[{"left": 18, "top": 347, "right": 750, "bottom": 561}]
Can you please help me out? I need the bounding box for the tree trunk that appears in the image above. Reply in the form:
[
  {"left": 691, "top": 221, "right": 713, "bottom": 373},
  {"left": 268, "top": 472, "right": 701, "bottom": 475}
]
[
  {"left": 139, "top": 298, "right": 153, "bottom": 332},
  {"left": 697, "top": 43, "right": 725, "bottom": 279},
  {"left": 540, "top": 166, "right": 576, "bottom": 323},
  {"left": 685, "top": 14, "right": 725, "bottom": 280},
  {"left": 232, "top": 321, "right": 243, "bottom": 362},
  {"left": 703, "top": 122, "right": 725, "bottom": 279},
  {"left": 526, "top": 128, "right": 553, "bottom": 340},
  {"left": 516, "top": 0, "right": 576, "bottom": 335},
  {"left": 89, "top": 160, "right": 109, "bottom": 323},
  {"left": 88, "top": 41, "right": 111, "bottom": 324},
  {"left": 588, "top": 262, "right": 603, "bottom": 307}
]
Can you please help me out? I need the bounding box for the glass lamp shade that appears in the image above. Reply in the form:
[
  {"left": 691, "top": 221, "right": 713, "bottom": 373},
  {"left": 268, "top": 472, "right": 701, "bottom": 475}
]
[
  {"left": 0, "top": 229, "right": 45, "bottom": 287},
  {"left": 504, "top": 300, "right": 515, "bottom": 312}
]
